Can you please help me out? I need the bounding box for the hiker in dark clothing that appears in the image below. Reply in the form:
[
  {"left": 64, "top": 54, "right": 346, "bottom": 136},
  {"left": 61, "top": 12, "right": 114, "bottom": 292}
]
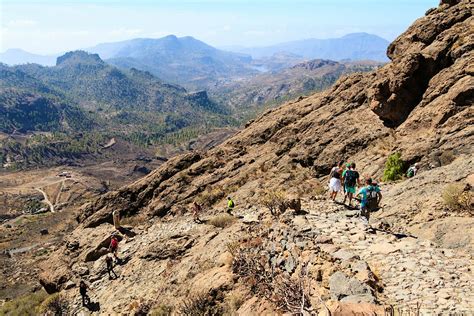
[
  {"left": 192, "top": 202, "right": 202, "bottom": 223},
  {"left": 105, "top": 255, "right": 118, "bottom": 279},
  {"left": 342, "top": 162, "right": 361, "bottom": 207},
  {"left": 79, "top": 280, "right": 90, "bottom": 306}
]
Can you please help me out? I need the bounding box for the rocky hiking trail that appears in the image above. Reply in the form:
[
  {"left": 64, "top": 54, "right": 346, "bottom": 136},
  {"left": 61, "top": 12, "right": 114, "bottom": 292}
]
[
  {"left": 301, "top": 199, "right": 474, "bottom": 314},
  {"left": 65, "top": 197, "right": 473, "bottom": 315}
]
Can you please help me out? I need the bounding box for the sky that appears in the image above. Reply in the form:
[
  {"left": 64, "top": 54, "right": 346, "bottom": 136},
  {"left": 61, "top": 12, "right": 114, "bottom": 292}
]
[{"left": 0, "top": 0, "right": 439, "bottom": 54}]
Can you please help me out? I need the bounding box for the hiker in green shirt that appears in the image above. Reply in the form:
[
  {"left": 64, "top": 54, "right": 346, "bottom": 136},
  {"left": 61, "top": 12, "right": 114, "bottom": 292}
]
[{"left": 227, "top": 197, "right": 235, "bottom": 214}]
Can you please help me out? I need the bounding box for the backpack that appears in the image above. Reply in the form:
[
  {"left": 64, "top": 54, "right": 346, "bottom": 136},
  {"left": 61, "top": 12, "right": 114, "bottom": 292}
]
[
  {"left": 366, "top": 187, "right": 379, "bottom": 211},
  {"left": 110, "top": 238, "right": 118, "bottom": 249},
  {"left": 407, "top": 167, "right": 415, "bottom": 178},
  {"left": 345, "top": 170, "right": 358, "bottom": 187}
]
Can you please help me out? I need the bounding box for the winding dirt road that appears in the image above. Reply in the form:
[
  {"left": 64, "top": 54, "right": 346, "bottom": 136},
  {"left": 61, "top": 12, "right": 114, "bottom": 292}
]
[{"left": 34, "top": 187, "right": 55, "bottom": 213}]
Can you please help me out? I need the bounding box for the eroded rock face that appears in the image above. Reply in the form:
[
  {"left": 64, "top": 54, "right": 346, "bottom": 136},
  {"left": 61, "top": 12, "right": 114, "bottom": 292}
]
[{"left": 369, "top": 1, "right": 472, "bottom": 126}]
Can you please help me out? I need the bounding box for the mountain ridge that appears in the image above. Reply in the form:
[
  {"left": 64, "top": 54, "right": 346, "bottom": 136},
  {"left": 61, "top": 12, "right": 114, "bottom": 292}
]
[{"left": 222, "top": 32, "right": 390, "bottom": 61}]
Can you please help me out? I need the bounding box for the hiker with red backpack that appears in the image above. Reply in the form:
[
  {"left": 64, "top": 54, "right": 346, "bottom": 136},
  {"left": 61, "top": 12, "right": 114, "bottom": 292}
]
[
  {"left": 342, "top": 162, "right": 361, "bottom": 207},
  {"left": 109, "top": 235, "right": 119, "bottom": 261},
  {"left": 356, "top": 178, "right": 382, "bottom": 222}
]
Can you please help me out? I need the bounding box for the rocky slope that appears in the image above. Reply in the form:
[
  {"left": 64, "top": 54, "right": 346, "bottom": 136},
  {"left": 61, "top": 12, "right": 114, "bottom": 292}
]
[{"left": 33, "top": 0, "right": 473, "bottom": 314}]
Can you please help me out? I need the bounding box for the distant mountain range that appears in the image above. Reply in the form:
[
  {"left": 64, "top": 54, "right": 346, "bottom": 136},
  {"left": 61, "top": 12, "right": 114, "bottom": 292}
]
[
  {"left": 0, "top": 49, "right": 57, "bottom": 66},
  {"left": 223, "top": 33, "right": 390, "bottom": 61},
  {"left": 1, "top": 33, "right": 389, "bottom": 89},
  {"left": 86, "top": 35, "right": 257, "bottom": 89}
]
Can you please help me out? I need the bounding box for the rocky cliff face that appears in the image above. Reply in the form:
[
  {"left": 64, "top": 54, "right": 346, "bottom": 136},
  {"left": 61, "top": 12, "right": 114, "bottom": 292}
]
[{"left": 39, "top": 0, "right": 473, "bottom": 314}]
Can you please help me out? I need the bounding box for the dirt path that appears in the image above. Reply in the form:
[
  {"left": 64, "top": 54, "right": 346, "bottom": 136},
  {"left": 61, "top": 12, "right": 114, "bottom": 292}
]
[{"left": 35, "top": 187, "right": 55, "bottom": 213}]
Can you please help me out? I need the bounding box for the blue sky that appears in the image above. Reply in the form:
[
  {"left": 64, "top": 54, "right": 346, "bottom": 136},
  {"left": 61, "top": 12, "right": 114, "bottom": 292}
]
[{"left": 1, "top": 0, "right": 439, "bottom": 54}]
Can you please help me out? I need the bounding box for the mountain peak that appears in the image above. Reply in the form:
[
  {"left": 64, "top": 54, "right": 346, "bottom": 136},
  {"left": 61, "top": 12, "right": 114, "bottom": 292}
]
[
  {"left": 56, "top": 50, "right": 104, "bottom": 66},
  {"left": 163, "top": 34, "right": 178, "bottom": 40},
  {"left": 341, "top": 32, "right": 387, "bottom": 41}
]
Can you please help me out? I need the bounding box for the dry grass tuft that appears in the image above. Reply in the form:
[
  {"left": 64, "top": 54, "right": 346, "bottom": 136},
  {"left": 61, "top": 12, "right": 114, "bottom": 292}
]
[
  {"left": 0, "top": 291, "right": 48, "bottom": 316},
  {"left": 151, "top": 304, "right": 173, "bottom": 316},
  {"left": 260, "top": 189, "right": 288, "bottom": 215},
  {"left": 196, "top": 187, "right": 225, "bottom": 208},
  {"left": 178, "top": 292, "right": 222, "bottom": 316},
  {"left": 38, "top": 293, "right": 70, "bottom": 315},
  {"left": 208, "top": 213, "right": 236, "bottom": 228},
  {"left": 223, "top": 292, "right": 246, "bottom": 315},
  {"left": 442, "top": 183, "right": 473, "bottom": 212}
]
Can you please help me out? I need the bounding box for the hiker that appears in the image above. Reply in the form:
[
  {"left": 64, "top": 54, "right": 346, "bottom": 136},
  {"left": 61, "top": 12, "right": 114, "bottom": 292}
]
[
  {"left": 343, "top": 162, "right": 361, "bottom": 207},
  {"left": 105, "top": 254, "right": 118, "bottom": 279},
  {"left": 328, "top": 160, "right": 344, "bottom": 201},
  {"left": 112, "top": 210, "right": 121, "bottom": 229},
  {"left": 109, "top": 235, "right": 119, "bottom": 261},
  {"left": 192, "top": 202, "right": 202, "bottom": 223},
  {"left": 227, "top": 197, "right": 235, "bottom": 214},
  {"left": 343, "top": 163, "right": 351, "bottom": 192},
  {"left": 79, "top": 280, "right": 90, "bottom": 306},
  {"left": 406, "top": 163, "right": 420, "bottom": 178},
  {"left": 357, "top": 178, "right": 382, "bottom": 222}
]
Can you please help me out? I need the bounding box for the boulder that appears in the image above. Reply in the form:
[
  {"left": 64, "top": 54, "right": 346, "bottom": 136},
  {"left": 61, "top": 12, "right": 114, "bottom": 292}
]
[
  {"left": 329, "top": 271, "right": 375, "bottom": 302},
  {"left": 332, "top": 249, "right": 359, "bottom": 262},
  {"left": 39, "top": 257, "right": 71, "bottom": 294}
]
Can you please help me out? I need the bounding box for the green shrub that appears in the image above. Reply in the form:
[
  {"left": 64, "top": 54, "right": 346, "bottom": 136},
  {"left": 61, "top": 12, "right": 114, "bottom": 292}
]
[
  {"left": 0, "top": 291, "right": 48, "bottom": 316},
  {"left": 382, "top": 152, "right": 405, "bottom": 182}
]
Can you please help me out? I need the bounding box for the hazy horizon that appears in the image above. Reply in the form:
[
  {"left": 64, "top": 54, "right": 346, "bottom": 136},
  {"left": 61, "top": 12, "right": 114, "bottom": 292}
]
[{"left": 1, "top": 0, "right": 438, "bottom": 55}]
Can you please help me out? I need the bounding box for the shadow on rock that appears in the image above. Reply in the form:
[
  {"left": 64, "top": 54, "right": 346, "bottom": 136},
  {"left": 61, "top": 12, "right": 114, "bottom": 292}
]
[{"left": 117, "top": 226, "right": 136, "bottom": 237}]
